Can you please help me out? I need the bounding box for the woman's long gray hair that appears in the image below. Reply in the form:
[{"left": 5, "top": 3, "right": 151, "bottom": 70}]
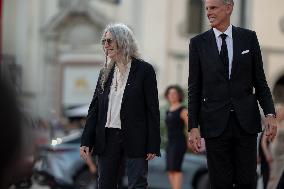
[{"left": 99, "top": 23, "right": 140, "bottom": 90}]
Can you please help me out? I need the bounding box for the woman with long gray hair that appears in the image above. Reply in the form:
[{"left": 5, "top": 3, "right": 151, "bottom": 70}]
[{"left": 80, "top": 23, "right": 161, "bottom": 189}]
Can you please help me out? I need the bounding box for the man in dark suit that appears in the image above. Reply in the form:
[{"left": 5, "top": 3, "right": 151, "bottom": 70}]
[
  {"left": 277, "top": 171, "right": 284, "bottom": 189},
  {"left": 80, "top": 23, "right": 160, "bottom": 189},
  {"left": 188, "top": 0, "right": 277, "bottom": 188}
]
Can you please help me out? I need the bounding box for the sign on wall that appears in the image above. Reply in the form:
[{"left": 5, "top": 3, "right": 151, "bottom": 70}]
[{"left": 62, "top": 66, "right": 100, "bottom": 108}]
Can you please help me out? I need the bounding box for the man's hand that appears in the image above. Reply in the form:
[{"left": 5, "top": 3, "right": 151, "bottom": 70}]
[
  {"left": 80, "top": 146, "right": 90, "bottom": 162},
  {"left": 264, "top": 115, "right": 277, "bottom": 142},
  {"left": 146, "top": 153, "right": 156, "bottom": 161},
  {"left": 266, "top": 154, "right": 274, "bottom": 164},
  {"left": 188, "top": 128, "right": 202, "bottom": 153}
]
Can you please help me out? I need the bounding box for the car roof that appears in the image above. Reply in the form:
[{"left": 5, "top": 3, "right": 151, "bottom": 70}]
[{"left": 57, "top": 130, "right": 82, "bottom": 143}]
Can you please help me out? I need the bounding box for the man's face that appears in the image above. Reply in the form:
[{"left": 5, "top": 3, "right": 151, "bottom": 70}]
[{"left": 205, "top": 0, "right": 233, "bottom": 30}]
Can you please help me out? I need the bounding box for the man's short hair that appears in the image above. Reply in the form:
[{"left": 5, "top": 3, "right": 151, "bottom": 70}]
[
  {"left": 203, "top": 0, "right": 234, "bottom": 6},
  {"left": 222, "top": 0, "right": 234, "bottom": 5}
]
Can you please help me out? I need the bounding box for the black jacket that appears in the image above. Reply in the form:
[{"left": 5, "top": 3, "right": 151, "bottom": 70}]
[
  {"left": 81, "top": 58, "right": 161, "bottom": 157},
  {"left": 188, "top": 26, "right": 275, "bottom": 138}
]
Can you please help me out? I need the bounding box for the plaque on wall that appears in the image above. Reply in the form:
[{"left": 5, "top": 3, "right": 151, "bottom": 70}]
[{"left": 62, "top": 66, "right": 100, "bottom": 108}]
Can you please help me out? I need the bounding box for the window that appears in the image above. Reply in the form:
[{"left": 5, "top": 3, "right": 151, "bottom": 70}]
[
  {"left": 98, "top": 0, "right": 121, "bottom": 4},
  {"left": 240, "top": 0, "right": 246, "bottom": 27},
  {"left": 187, "top": 0, "right": 203, "bottom": 34}
]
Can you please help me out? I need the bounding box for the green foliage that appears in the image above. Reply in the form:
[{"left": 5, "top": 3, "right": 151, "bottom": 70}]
[{"left": 159, "top": 105, "right": 168, "bottom": 149}]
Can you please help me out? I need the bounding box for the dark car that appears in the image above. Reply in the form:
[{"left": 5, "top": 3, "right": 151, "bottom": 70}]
[
  {"left": 33, "top": 129, "right": 209, "bottom": 189},
  {"left": 9, "top": 112, "right": 37, "bottom": 189},
  {"left": 141, "top": 150, "right": 209, "bottom": 189},
  {"left": 34, "top": 130, "right": 96, "bottom": 189}
]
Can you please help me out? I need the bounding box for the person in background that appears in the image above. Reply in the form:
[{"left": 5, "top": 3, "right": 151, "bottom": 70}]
[
  {"left": 0, "top": 75, "right": 22, "bottom": 188},
  {"left": 259, "top": 130, "right": 273, "bottom": 189},
  {"left": 80, "top": 23, "right": 160, "bottom": 189},
  {"left": 267, "top": 104, "right": 284, "bottom": 189},
  {"left": 164, "top": 85, "right": 188, "bottom": 189},
  {"left": 85, "top": 152, "right": 97, "bottom": 175}
]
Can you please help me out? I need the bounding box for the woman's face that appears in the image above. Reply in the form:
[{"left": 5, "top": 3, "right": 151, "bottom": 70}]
[
  {"left": 167, "top": 88, "right": 180, "bottom": 104},
  {"left": 102, "top": 31, "right": 120, "bottom": 61}
]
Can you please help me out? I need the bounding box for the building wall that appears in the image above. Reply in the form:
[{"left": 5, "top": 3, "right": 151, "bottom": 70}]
[
  {"left": 2, "top": 0, "right": 284, "bottom": 118},
  {"left": 3, "top": 0, "right": 44, "bottom": 116},
  {"left": 251, "top": 0, "right": 284, "bottom": 48},
  {"left": 250, "top": 0, "right": 284, "bottom": 91},
  {"left": 2, "top": 0, "right": 17, "bottom": 55}
]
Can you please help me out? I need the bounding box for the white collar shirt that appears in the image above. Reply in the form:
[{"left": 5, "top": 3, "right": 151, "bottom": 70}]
[
  {"left": 213, "top": 24, "right": 233, "bottom": 78},
  {"left": 105, "top": 61, "right": 131, "bottom": 129}
]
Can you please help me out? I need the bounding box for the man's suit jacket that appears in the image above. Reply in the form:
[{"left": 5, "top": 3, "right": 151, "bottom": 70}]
[
  {"left": 81, "top": 58, "right": 161, "bottom": 158},
  {"left": 188, "top": 26, "right": 275, "bottom": 138}
]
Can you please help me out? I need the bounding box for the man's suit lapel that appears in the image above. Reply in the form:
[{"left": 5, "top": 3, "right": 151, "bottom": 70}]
[
  {"left": 230, "top": 26, "right": 242, "bottom": 79},
  {"left": 207, "top": 29, "right": 228, "bottom": 78},
  {"left": 121, "top": 58, "right": 138, "bottom": 105},
  {"left": 208, "top": 29, "right": 220, "bottom": 61}
]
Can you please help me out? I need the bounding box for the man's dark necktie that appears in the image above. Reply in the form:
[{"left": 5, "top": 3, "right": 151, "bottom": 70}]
[{"left": 220, "top": 33, "right": 229, "bottom": 77}]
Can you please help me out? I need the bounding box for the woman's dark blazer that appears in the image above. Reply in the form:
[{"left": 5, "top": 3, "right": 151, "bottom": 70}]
[{"left": 81, "top": 57, "right": 161, "bottom": 158}]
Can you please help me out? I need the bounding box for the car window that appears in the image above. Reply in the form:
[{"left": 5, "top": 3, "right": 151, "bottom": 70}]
[{"left": 65, "top": 137, "right": 81, "bottom": 144}]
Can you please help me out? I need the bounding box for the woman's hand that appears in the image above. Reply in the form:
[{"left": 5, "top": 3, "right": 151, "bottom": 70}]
[{"left": 80, "top": 146, "right": 90, "bottom": 161}]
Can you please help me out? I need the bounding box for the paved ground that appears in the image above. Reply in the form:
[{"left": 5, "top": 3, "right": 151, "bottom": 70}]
[
  {"left": 30, "top": 183, "right": 50, "bottom": 189},
  {"left": 28, "top": 180, "right": 263, "bottom": 189},
  {"left": 17, "top": 166, "right": 265, "bottom": 189}
]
